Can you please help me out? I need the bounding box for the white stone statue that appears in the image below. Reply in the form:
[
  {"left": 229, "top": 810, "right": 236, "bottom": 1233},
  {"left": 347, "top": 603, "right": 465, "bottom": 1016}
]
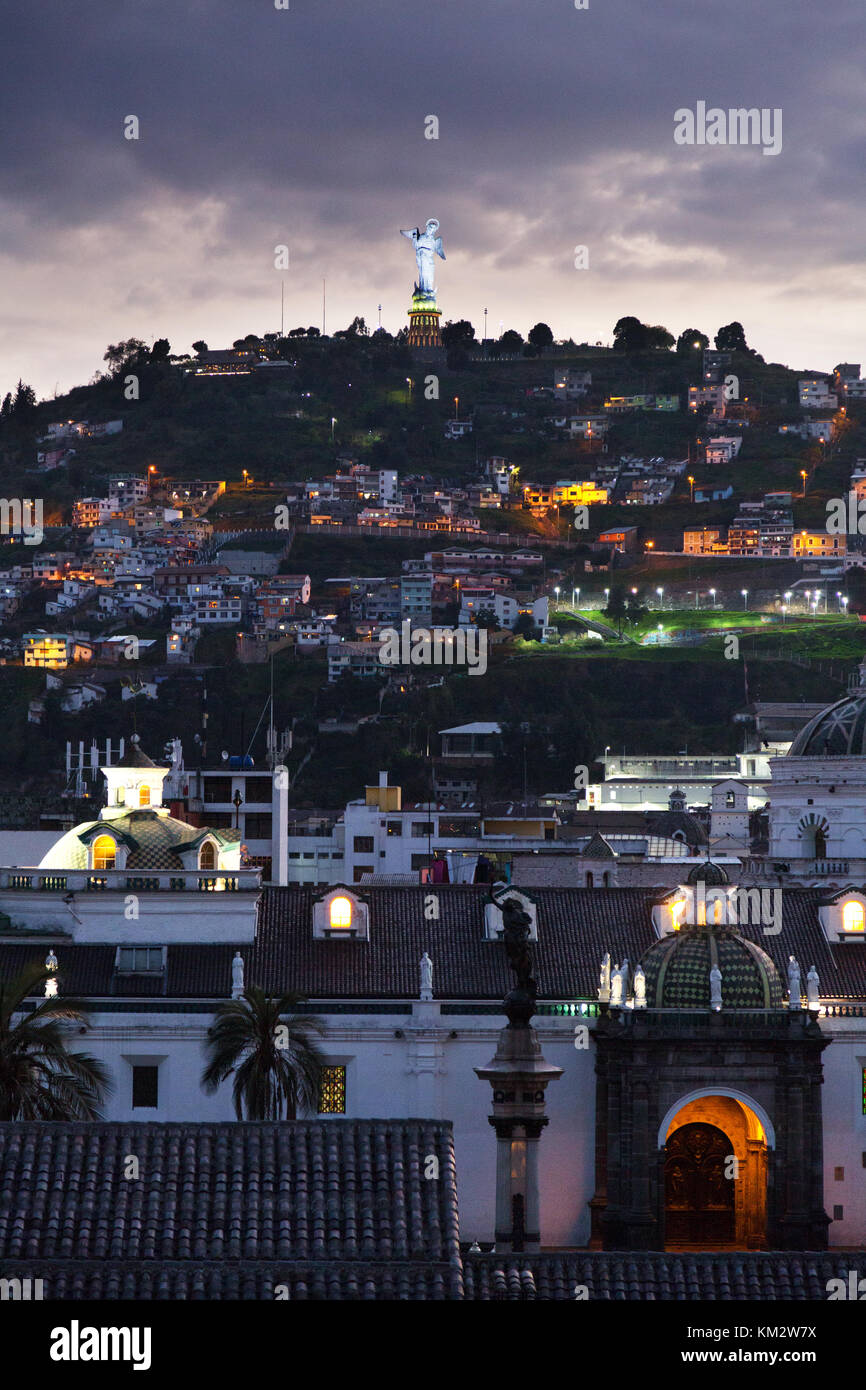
[
  {"left": 634, "top": 963, "right": 646, "bottom": 1009},
  {"left": 45, "top": 948, "right": 58, "bottom": 972},
  {"left": 806, "top": 964, "right": 820, "bottom": 1009},
  {"left": 400, "top": 219, "right": 445, "bottom": 299},
  {"left": 610, "top": 962, "right": 624, "bottom": 1007},
  {"left": 709, "top": 964, "right": 723, "bottom": 1011},
  {"left": 788, "top": 955, "right": 801, "bottom": 1009},
  {"left": 420, "top": 952, "right": 433, "bottom": 1001},
  {"left": 599, "top": 952, "right": 611, "bottom": 1002},
  {"left": 231, "top": 951, "right": 244, "bottom": 999}
]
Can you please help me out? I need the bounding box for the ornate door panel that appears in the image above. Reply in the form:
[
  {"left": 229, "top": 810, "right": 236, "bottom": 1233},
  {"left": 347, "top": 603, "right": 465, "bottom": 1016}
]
[{"left": 665, "top": 1123, "right": 735, "bottom": 1244}]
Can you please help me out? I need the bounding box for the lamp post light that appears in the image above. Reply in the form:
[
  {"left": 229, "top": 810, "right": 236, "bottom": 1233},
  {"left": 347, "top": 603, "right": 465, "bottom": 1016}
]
[
  {"left": 842, "top": 595, "right": 849, "bottom": 614},
  {"left": 574, "top": 587, "right": 580, "bottom": 609},
  {"left": 687, "top": 474, "right": 695, "bottom": 503},
  {"left": 406, "top": 376, "right": 413, "bottom": 403},
  {"left": 656, "top": 586, "right": 664, "bottom": 610},
  {"left": 741, "top": 588, "right": 748, "bottom": 611},
  {"left": 709, "top": 587, "right": 716, "bottom": 609},
  {"left": 330, "top": 417, "right": 337, "bottom": 442},
  {"left": 554, "top": 585, "right": 560, "bottom": 606},
  {"left": 800, "top": 469, "right": 808, "bottom": 498},
  {"left": 782, "top": 604, "right": 787, "bottom": 624}
]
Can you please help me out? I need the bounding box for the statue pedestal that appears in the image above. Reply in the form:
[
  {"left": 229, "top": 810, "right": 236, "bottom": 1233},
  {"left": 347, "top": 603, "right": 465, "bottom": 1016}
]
[
  {"left": 407, "top": 295, "right": 443, "bottom": 350},
  {"left": 475, "top": 1025, "right": 563, "bottom": 1253}
]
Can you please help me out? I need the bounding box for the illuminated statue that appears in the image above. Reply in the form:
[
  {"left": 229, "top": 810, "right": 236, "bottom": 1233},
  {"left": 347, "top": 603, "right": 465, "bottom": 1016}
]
[
  {"left": 610, "top": 963, "right": 624, "bottom": 1007},
  {"left": 400, "top": 219, "right": 445, "bottom": 300},
  {"left": 806, "top": 964, "right": 820, "bottom": 1009},
  {"left": 709, "top": 964, "right": 722, "bottom": 1011},
  {"left": 634, "top": 963, "right": 646, "bottom": 1008},
  {"left": 599, "top": 952, "right": 611, "bottom": 1002}
]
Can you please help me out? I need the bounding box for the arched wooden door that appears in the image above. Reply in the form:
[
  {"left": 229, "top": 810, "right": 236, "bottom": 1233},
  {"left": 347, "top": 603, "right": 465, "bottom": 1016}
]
[{"left": 664, "top": 1122, "right": 735, "bottom": 1245}]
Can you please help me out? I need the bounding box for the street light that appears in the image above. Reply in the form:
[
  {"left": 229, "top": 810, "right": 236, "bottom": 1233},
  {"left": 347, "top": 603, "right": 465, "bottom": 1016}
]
[
  {"left": 709, "top": 587, "right": 716, "bottom": 609},
  {"left": 687, "top": 474, "right": 695, "bottom": 502},
  {"left": 554, "top": 586, "right": 560, "bottom": 605},
  {"left": 656, "top": 586, "right": 664, "bottom": 610},
  {"left": 574, "top": 586, "right": 580, "bottom": 609},
  {"left": 800, "top": 469, "right": 808, "bottom": 498},
  {"left": 330, "top": 417, "right": 337, "bottom": 441},
  {"left": 454, "top": 396, "right": 459, "bottom": 420},
  {"left": 741, "top": 588, "right": 748, "bottom": 610},
  {"left": 842, "top": 596, "right": 849, "bottom": 613}
]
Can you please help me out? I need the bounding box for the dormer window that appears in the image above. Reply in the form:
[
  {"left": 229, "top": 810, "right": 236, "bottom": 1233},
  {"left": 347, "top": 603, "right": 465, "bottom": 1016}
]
[
  {"left": 92, "top": 834, "right": 116, "bottom": 871},
  {"left": 818, "top": 892, "right": 866, "bottom": 943},
  {"left": 313, "top": 887, "right": 369, "bottom": 939},
  {"left": 199, "top": 840, "right": 216, "bottom": 871}
]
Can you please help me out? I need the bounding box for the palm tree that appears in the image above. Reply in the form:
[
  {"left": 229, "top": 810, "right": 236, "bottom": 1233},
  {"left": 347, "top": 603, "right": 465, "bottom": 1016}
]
[
  {"left": 202, "top": 987, "right": 325, "bottom": 1120},
  {"left": 0, "top": 961, "right": 111, "bottom": 1120}
]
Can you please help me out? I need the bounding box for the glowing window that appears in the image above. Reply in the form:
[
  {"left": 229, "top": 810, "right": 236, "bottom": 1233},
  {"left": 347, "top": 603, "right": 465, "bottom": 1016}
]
[
  {"left": 318, "top": 1065, "right": 346, "bottom": 1114},
  {"left": 329, "top": 896, "right": 352, "bottom": 929},
  {"left": 92, "top": 835, "right": 116, "bottom": 871},
  {"left": 843, "top": 900, "right": 865, "bottom": 933},
  {"left": 199, "top": 841, "right": 216, "bottom": 870},
  {"left": 139, "top": 786, "right": 151, "bottom": 807}
]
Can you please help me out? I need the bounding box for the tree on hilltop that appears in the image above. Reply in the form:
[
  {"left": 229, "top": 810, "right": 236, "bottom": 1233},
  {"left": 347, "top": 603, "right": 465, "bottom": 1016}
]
[
  {"left": 441, "top": 319, "right": 476, "bottom": 348},
  {"left": 528, "top": 322, "right": 554, "bottom": 350},
  {"left": 715, "top": 321, "right": 748, "bottom": 353},
  {"left": 676, "top": 329, "right": 709, "bottom": 353}
]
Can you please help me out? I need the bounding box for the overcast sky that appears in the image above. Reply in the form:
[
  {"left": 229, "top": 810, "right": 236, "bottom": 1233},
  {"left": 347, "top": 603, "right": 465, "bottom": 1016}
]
[{"left": 2, "top": 0, "right": 864, "bottom": 398}]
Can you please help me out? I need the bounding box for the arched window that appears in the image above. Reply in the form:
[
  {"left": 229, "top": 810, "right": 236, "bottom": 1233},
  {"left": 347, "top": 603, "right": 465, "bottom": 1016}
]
[
  {"left": 585, "top": 871, "right": 594, "bottom": 888},
  {"left": 602, "top": 871, "right": 610, "bottom": 888},
  {"left": 199, "top": 841, "right": 216, "bottom": 871},
  {"left": 843, "top": 900, "right": 865, "bottom": 933},
  {"left": 92, "top": 835, "right": 116, "bottom": 871},
  {"left": 329, "top": 895, "right": 353, "bottom": 929},
  {"left": 815, "top": 827, "right": 827, "bottom": 859},
  {"left": 139, "top": 785, "right": 151, "bottom": 807}
]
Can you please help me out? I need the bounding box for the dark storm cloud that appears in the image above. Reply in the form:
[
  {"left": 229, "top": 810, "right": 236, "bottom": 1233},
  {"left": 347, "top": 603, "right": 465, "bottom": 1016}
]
[{"left": 1, "top": 0, "right": 865, "bottom": 392}]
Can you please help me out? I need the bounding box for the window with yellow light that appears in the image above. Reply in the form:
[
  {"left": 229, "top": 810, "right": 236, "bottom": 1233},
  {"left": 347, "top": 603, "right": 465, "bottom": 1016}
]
[
  {"left": 92, "top": 835, "right": 116, "bottom": 871},
  {"left": 842, "top": 900, "right": 865, "bottom": 933},
  {"left": 329, "top": 896, "right": 353, "bottom": 929}
]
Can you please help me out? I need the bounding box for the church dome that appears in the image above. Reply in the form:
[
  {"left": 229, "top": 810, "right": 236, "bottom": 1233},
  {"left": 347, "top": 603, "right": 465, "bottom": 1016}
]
[
  {"left": 788, "top": 690, "right": 866, "bottom": 756},
  {"left": 639, "top": 927, "right": 783, "bottom": 1009},
  {"left": 686, "top": 859, "right": 729, "bottom": 886}
]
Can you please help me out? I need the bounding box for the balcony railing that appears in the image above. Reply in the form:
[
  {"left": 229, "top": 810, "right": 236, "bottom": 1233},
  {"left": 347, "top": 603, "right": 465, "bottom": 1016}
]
[
  {"left": 810, "top": 860, "right": 849, "bottom": 875},
  {"left": 0, "top": 868, "right": 261, "bottom": 893}
]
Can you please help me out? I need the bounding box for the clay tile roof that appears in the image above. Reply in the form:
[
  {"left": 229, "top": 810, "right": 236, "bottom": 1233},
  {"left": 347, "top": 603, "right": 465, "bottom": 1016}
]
[
  {"left": 463, "top": 1252, "right": 866, "bottom": 1300},
  {"left": 0, "top": 1120, "right": 462, "bottom": 1299}
]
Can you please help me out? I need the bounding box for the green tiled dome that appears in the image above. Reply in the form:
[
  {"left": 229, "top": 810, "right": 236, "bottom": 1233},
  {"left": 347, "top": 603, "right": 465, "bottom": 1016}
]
[{"left": 640, "top": 927, "right": 783, "bottom": 1009}]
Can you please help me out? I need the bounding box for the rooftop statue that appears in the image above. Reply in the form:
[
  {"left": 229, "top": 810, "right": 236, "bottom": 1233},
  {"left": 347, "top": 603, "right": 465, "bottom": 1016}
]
[{"left": 491, "top": 887, "right": 538, "bottom": 1028}]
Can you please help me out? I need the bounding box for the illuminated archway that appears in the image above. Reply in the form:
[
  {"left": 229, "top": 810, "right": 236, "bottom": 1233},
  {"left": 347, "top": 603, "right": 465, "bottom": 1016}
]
[{"left": 660, "top": 1091, "right": 770, "bottom": 1249}]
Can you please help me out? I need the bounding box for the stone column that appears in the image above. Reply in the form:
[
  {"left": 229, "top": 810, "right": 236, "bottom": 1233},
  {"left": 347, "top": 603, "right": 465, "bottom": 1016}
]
[{"left": 476, "top": 1025, "right": 563, "bottom": 1253}]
